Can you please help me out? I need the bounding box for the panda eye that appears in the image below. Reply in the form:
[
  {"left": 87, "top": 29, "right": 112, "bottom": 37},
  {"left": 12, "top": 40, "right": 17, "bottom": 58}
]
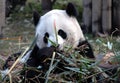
[
  {"left": 58, "top": 29, "right": 67, "bottom": 39},
  {"left": 43, "top": 32, "right": 49, "bottom": 43}
]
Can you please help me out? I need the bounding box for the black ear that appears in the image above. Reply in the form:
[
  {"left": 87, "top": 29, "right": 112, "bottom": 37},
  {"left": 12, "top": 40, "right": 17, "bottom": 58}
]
[
  {"left": 66, "top": 3, "right": 78, "bottom": 17},
  {"left": 33, "top": 10, "right": 40, "bottom": 26}
]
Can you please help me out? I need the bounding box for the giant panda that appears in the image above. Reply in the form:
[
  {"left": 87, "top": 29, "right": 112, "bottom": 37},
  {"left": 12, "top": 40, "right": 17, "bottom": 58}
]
[
  {"left": 20, "top": 2, "right": 94, "bottom": 62},
  {"left": 20, "top": 2, "right": 94, "bottom": 82},
  {"left": 2, "top": 3, "right": 94, "bottom": 83}
]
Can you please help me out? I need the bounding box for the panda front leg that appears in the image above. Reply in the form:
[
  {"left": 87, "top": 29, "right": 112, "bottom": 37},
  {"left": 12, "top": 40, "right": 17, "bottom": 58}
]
[{"left": 77, "top": 40, "right": 95, "bottom": 58}]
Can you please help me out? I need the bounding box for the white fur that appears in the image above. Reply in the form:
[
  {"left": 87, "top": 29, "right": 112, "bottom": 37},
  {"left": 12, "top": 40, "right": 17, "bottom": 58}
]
[
  {"left": 20, "top": 50, "right": 32, "bottom": 63},
  {"left": 36, "top": 10, "right": 85, "bottom": 50},
  {"left": 0, "top": 69, "right": 9, "bottom": 78}
]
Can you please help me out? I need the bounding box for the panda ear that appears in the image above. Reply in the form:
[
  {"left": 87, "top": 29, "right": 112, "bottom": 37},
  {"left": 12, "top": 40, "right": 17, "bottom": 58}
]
[
  {"left": 66, "top": 3, "right": 78, "bottom": 17},
  {"left": 33, "top": 10, "right": 40, "bottom": 26}
]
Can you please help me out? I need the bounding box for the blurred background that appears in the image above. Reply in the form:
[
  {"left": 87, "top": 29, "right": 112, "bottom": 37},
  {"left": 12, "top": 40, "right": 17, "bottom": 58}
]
[{"left": 0, "top": 0, "right": 120, "bottom": 37}]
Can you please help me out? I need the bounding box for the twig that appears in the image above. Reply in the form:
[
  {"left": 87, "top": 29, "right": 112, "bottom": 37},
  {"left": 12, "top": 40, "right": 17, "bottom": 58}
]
[
  {"left": 83, "top": 66, "right": 119, "bottom": 80},
  {"left": 18, "top": 36, "right": 22, "bottom": 51},
  {"left": 97, "top": 67, "right": 109, "bottom": 78},
  {"left": 8, "top": 73, "right": 12, "bottom": 83},
  {"left": 0, "top": 36, "right": 22, "bottom": 40},
  {"left": 54, "top": 19, "right": 58, "bottom": 45},
  {"left": 7, "top": 47, "right": 29, "bottom": 76},
  {"left": 2, "top": 35, "right": 38, "bottom": 80},
  {"left": 45, "top": 52, "right": 56, "bottom": 83}
]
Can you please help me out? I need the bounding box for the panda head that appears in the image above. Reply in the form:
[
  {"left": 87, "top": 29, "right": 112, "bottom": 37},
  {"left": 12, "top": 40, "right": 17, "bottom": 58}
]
[{"left": 33, "top": 3, "right": 86, "bottom": 50}]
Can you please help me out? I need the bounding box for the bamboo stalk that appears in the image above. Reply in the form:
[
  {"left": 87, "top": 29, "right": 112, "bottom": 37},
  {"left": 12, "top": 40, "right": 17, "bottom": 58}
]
[
  {"left": 45, "top": 52, "right": 56, "bottom": 83},
  {"left": 8, "top": 73, "right": 12, "bottom": 83},
  {"left": 2, "top": 35, "right": 38, "bottom": 80},
  {"left": 7, "top": 47, "right": 29, "bottom": 75}
]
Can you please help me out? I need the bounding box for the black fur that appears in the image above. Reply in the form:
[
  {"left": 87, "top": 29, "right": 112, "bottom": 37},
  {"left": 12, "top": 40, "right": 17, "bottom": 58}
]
[
  {"left": 21, "top": 46, "right": 56, "bottom": 82},
  {"left": 29, "top": 45, "right": 56, "bottom": 61},
  {"left": 66, "top": 3, "right": 78, "bottom": 17},
  {"left": 21, "top": 45, "right": 70, "bottom": 82},
  {"left": 43, "top": 32, "right": 49, "bottom": 44},
  {"left": 58, "top": 29, "right": 67, "bottom": 39},
  {"left": 33, "top": 10, "right": 40, "bottom": 26},
  {"left": 77, "top": 40, "right": 94, "bottom": 58},
  {"left": 30, "top": 44, "right": 39, "bottom": 58},
  {"left": 22, "top": 46, "right": 69, "bottom": 82}
]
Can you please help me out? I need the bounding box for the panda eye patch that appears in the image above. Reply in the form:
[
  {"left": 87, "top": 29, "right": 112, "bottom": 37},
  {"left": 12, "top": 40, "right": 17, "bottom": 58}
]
[
  {"left": 58, "top": 29, "right": 67, "bottom": 39},
  {"left": 43, "top": 32, "right": 49, "bottom": 43}
]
